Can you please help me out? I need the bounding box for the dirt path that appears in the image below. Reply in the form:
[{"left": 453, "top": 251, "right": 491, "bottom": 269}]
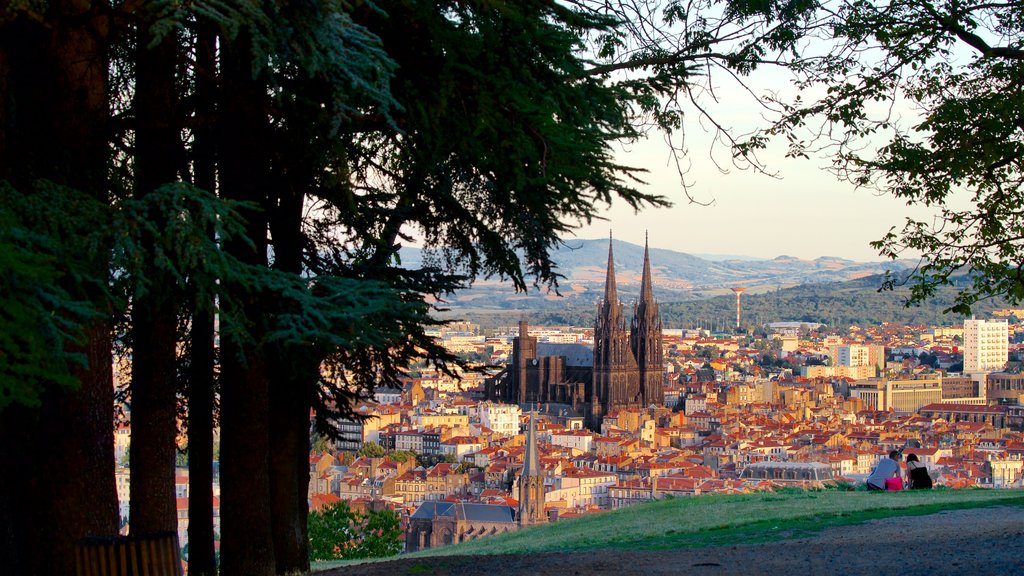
[{"left": 322, "top": 506, "right": 1024, "bottom": 575}]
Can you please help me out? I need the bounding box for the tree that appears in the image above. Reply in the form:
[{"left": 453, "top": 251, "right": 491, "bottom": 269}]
[
  {"left": 307, "top": 502, "right": 401, "bottom": 561},
  {"left": 128, "top": 0, "right": 185, "bottom": 538},
  {"left": 2, "top": 2, "right": 840, "bottom": 575},
  {"left": 0, "top": 5, "right": 119, "bottom": 574},
  {"left": 388, "top": 450, "right": 415, "bottom": 464},
  {"left": 358, "top": 442, "right": 386, "bottom": 459},
  {"left": 749, "top": 0, "right": 1024, "bottom": 314}
]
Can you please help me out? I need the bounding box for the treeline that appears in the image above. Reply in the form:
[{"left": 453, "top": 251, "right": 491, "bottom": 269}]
[
  {"left": 662, "top": 277, "right": 1005, "bottom": 329},
  {"left": 505, "top": 275, "right": 1005, "bottom": 331}
]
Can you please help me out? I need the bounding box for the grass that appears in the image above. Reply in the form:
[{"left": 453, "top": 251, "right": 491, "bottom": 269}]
[
  {"left": 312, "top": 487, "right": 1024, "bottom": 570},
  {"left": 407, "top": 488, "right": 1024, "bottom": 557}
]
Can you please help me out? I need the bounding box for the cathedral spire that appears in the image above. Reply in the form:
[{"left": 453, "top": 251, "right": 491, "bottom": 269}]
[
  {"left": 603, "top": 232, "right": 617, "bottom": 304},
  {"left": 639, "top": 232, "right": 654, "bottom": 304}
]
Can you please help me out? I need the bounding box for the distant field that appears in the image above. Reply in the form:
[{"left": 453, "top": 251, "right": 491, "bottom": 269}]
[{"left": 407, "top": 488, "right": 1024, "bottom": 557}]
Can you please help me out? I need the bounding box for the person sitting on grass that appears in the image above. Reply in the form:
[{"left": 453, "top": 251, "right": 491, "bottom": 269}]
[
  {"left": 866, "top": 450, "right": 902, "bottom": 491},
  {"left": 905, "top": 453, "right": 933, "bottom": 489}
]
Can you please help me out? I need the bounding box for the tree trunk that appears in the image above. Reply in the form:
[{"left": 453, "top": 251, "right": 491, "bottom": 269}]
[
  {"left": 187, "top": 20, "right": 219, "bottom": 576},
  {"left": 268, "top": 183, "right": 314, "bottom": 574},
  {"left": 217, "top": 29, "right": 276, "bottom": 576},
  {"left": 129, "top": 9, "right": 182, "bottom": 536},
  {"left": 268, "top": 364, "right": 315, "bottom": 575},
  {"left": 0, "top": 3, "right": 118, "bottom": 575},
  {"left": 35, "top": 323, "right": 120, "bottom": 575}
]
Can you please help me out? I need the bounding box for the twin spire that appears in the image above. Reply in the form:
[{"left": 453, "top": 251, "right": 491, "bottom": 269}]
[
  {"left": 603, "top": 231, "right": 618, "bottom": 304},
  {"left": 603, "top": 231, "right": 654, "bottom": 306}
]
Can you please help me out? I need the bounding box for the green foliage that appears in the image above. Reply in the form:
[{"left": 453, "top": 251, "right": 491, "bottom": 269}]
[
  {"left": 388, "top": 450, "right": 415, "bottom": 464},
  {"left": 307, "top": 502, "right": 402, "bottom": 561},
  {"left": 176, "top": 447, "right": 189, "bottom": 467},
  {"left": 113, "top": 183, "right": 259, "bottom": 312},
  {"left": 747, "top": 0, "right": 1024, "bottom": 313},
  {"left": 0, "top": 182, "right": 109, "bottom": 409},
  {"left": 311, "top": 434, "right": 331, "bottom": 454},
  {"left": 315, "top": 1, "right": 669, "bottom": 299},
  {"left": 358, "top": 442, "right": 386, "bottom": 458},
  {"left": 657, "top": 275, "right": 1005, "bottom": 328}
]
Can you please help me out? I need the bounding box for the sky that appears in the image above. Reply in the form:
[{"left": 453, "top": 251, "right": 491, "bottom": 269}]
[
  {"left": 569, "top": 66, "right": 946, "bottom": 263},
  {"left": 570, "top": 134, "right": 931, "bottom": 262}
]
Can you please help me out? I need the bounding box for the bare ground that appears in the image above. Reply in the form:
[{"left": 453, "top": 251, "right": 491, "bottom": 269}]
[{"left": 322, "top": 506, "right": 1024, "bottom": 576}]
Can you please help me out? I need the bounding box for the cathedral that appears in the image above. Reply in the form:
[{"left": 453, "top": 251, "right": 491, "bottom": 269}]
[{"left": 487, "top": 237, "right": 664, "bottom": 428}]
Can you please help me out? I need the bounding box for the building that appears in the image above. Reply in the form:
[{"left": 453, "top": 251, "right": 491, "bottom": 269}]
[
  {"left": 941, "top": 375, "right": 980, "bottom": 400},
  {"left": 802, "top": 364, "right": 875, "bottom": 379},
  {"left": 518, "top": 412, "right": 547, "bottom": 526},
  {"left": 404, "top": 502, "right": 517, "bottom": 552},
  {"left": 487, "top": 237, "right": 665, "bottom": 428},
  {"left": 833, "top": 343, "right": 885, "bottom": 370},
  {"left": 550, "top": 429, "right": 594, "bottom": 454},
  {"left": 837, "top": 344, "right": 870, "bottom": 368},
  {"left": 988, "top": 372, "right": 1024, "bottom": 405},
  {"left": 739, "top": 462, "right": 834, "bottom": 483},
  {"left": 988, "top": 455, "right": 1023, "bottom": 488},
  {"left": 546, "top": 468, "right": 618, "bottom": 509},
  {"left": 849, "top": 377, "right": 943, "bottom": 413},
  {"left": 963, "top": 318, "right": 1008, "bottom": 374},
  {"left": 478, "top": 402, "right": 522, "bottom": 438},
  {"left": 919, "top": 403, "right": 1007, "bottom": 428},
  {"left": 628, "top": 237, "right": 665, "bottom": 411}
]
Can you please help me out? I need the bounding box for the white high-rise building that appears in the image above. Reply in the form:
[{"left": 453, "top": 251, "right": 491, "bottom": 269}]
[
  {"left": 837, "top": 344, "right": 870, "bottom": 367},
  {"left": 963, "top": 318, "right": 1008, "bottom": 374}
]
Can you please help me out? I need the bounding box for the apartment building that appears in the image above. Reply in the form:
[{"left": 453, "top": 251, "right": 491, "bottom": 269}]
[{"left": 963, "top": 318, "right": 1008, "bottom": 374}]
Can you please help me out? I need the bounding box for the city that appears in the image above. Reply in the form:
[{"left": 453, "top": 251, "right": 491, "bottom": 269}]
[
  {"left": 117, "top": 241, "right": 1024, "bottom": 556},
  {"left": 4, "top": 1, "right": 1021, "bottom": 574}
]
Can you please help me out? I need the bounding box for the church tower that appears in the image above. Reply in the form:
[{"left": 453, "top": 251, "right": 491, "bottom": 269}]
[
  {"left": 592, "top": 236, "right": 640, "bottom": 421},
  {"left": 512, "top": 320, "right": 538, "bottom": 404},
  {"left": 631, "top": 236, "right": 664, "bottom": 407},
  {"left": 518, "top": 412, "right": 547, "bottom": 526}
]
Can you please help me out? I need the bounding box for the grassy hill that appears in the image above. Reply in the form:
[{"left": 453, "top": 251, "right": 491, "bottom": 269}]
[
  {"left": 314, "top": 487, "right": 1024, "bottom": 573},
  {"left": 408, "top": 488, "right": 1023, "bottom": 558}
]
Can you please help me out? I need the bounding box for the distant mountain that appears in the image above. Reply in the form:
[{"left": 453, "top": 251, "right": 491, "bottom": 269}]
[
  {"left": 401, "top": 239, "right": 912, "bottom": 310},
  {"left": 689, "top": 253, "right": 767, "bottom": 262}
]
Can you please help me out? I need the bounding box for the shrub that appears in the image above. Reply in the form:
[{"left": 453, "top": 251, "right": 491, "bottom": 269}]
[{"left": 308, "top": 502, "right": 402, "bottom": 561}]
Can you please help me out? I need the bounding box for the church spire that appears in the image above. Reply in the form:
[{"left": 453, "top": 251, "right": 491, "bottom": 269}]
[
  {"left": 523, "top": 410, "right": 540, "bottom": 477},
  {"left": 639, "top": 232, "right": 654, "bottom": 304},
  {"left": 519, "top": 411, "right": 546, "bottom": 525},
  {"left": 603, "top": 232, "right": 617, "bottom": 304}
]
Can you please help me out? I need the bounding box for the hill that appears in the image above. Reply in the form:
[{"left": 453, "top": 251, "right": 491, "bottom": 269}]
[
  {"left": 319, "top": 489, "right": 1024, "bottom": 575},
  {"left": 655, "top": 274, "right": 1007, "bottom": 329},
  {"left": 453, "top": 273, "right": 1005, "bottom": 330},
  {"left": 403, "top": 239, "right": 912, "bottom": 311},
  {"left": 404, "top": 488, "right": 1022, "bottom": 557}
]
